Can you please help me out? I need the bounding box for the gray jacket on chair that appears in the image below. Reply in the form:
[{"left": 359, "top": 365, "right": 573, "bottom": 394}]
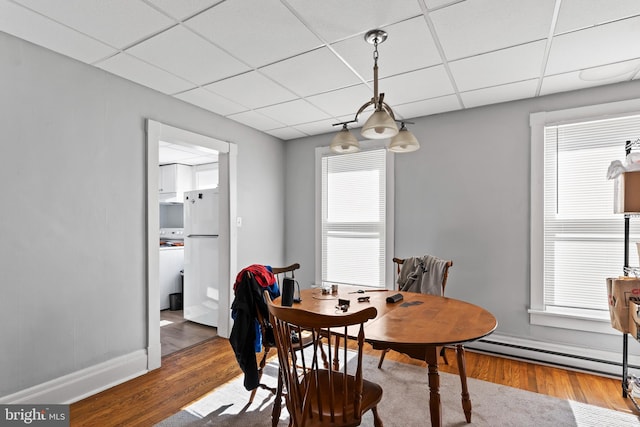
[{"left": 397, "top": 255, "right": 448, "bottom": 295}]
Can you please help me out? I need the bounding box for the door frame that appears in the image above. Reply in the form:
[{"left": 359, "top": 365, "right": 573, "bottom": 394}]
[{"left": 146, "top": 119, "right": 237, "bottom": 370}]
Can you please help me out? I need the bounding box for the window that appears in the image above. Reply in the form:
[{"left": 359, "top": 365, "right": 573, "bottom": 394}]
[
  {"left": 530, "top": 101, "right": 640, "bottom": 333},
  {"left": 315, "top": 145, "right": 393, "bottom": 288}
]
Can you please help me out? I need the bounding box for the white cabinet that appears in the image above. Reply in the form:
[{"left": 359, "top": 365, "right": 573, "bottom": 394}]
[
  {"left": 159, "top": 164, "right": 193, "bottom": 202},
  {"left": 159, "top": 247, "right": 184, "bottom": 310}
]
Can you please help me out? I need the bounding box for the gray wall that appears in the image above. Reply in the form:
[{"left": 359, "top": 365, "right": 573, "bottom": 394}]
[
  {"left": 0, "top": 32, "right": 285, "bottom": 398},
  {"left": 284, "top": 79, "right": 640, "bottom": 356}
]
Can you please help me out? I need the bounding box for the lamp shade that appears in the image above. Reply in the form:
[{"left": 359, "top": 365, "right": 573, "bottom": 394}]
[
  {"left": 361, "top": 110, "right": 399, "bottom": 139},
  {"left": 330, "top": 127, "right": 360, "bottom": 153},
  {"left": 388, "top": 127, "right": 420, "bottom": 153}
]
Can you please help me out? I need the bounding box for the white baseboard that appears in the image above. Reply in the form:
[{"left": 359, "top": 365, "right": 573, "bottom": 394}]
[
  {"left": 0, "top": 350, "right": 149, "bottom": 404},
  {"left": 465, "top": 333, "right": 640, "bottom": 378}
]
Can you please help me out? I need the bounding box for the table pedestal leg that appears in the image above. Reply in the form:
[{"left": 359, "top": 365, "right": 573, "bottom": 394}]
[
  {"left": 456, "top": 344, "right": 472, "bottom": 423},
  {"left": 425, "top": 347, "right": 442, "bottom": 427}
]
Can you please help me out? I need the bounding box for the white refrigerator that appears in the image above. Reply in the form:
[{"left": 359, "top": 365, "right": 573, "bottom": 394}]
[{"left": 183, "top": 188, "right": 219, "bottom": 327}]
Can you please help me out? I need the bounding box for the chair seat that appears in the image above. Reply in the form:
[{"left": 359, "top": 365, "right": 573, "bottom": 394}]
[{"left": 298, "top": 370, "right": 383, "bottom": 427}]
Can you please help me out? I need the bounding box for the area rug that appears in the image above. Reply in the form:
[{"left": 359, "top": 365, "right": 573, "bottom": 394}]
[{"left": 155, "top": 355, "right": 640, "bottom": 427}]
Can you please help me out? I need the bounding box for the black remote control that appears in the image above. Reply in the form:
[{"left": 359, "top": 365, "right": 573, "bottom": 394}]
[{"left": 386, "top": 293, "right": 403, "bottom": 303}]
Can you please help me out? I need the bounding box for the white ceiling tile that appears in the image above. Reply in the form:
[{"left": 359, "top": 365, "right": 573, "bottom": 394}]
[
  {"left": 265, "top": 127, "right": 307, "bottom": 141},
  {"left": 540, "top": 59, "right": 640, "bottom": 96},
  {"left": 286, "top": 0, "right": 422, "bottom": 43},
  {"left": 332, "top": 17, "right": 441, "bottom": 81},
  {"left": 226, "top": 110, "right": 286, "bottom": 131},
  {"left": 96, "top": 53, "right": 194, "bottom": 95},
  {"left": 431, "top": 0, "right": 556, "bottom": 60},
  {"left": 147, "top": 0, "right": 222, "bottom": 21},
  {"left": 204, "top": 71, "right": 297, "bottom": 109},
  {"left": 13, "top": 0, "right": 174, "bottom": 48},
  {"left": 546, "top": 16, "right": 640, "bottom": 75},
  {"left": 392, "top": 95, "right": 461, "bottom": 120},
  {"left": 174, "top": 87, "right": 247, "bottom": 116},
  {"left": 185, "top": 0, "right": 322, "bottom": 68},
  {"left": 0, "top": 0, "right": 117, "bottom": 63},
  {"left": 126, "top": 25, "right": 250, "bottom": 85},
  {"left": 573, "top": 60, "right": 640, "bottom": 83},
  {"left": 256, "top": 99, "right": 331, "bottom": 126},
  {"left": 306, "top": 84, "right": 374, "bottom": 118},
  {"left": 540, "top": 71, "right": 605, "bottom": 96},
  {"left": 460, "top": 79, "right": 539, "bottom": 109},
  {"left": 555, "top": 0, "right": 640, "bottom": 34},
  {"left": 260, "top": 47, "right": 361, "bottom": 97},
  {"left": 449, "top": 40, "right": 546, "bottom": 92},
  {"left": 378, "top": 66, "right": 455, "bottom": 106},
  {"left": 293, "top": 119, "right": 338, "bottom": 137},
  {"left": 424, "top": 0, "right": 460, "bottom": 10}
]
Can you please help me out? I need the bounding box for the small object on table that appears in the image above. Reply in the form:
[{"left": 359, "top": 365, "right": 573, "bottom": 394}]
[{"left": 386, "top": 293, "right": 404, "bottom": 303}]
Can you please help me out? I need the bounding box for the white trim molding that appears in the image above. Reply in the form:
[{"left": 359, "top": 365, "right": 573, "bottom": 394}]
[{"left": 0, "top": 350, "right": 148, "bottom": 404}]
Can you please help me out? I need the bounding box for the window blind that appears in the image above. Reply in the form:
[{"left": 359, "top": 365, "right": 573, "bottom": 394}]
[
  {"left": 543, "top": 115, "right": 640, "bottom": 312},
  {"left": 321, "top": 149, "right": 386, "bottom": 288}
]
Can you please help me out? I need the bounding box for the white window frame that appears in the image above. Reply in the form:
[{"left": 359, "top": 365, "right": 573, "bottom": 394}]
[
  {"left": 530, "top": 98, "right": 640, "bottom": 334},
  {"left": 315, "top": 141, "right": 394, "bottom": 289}
]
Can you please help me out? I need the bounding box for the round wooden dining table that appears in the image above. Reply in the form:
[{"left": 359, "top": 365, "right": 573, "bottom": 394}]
[{"left": 287, "top": 284, "right": 497, "bottom": 427}]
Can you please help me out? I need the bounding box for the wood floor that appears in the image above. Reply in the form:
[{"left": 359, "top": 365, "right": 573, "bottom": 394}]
[
  {"left": 160, "top": 309, "right": 217, "bottom": 357},
  {"left": 70, "top": 336, "right": 638, "bottom": 426}
]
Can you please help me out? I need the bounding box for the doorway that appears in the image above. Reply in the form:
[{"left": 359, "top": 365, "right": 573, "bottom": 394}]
[
  {"left": 158, "top": 142, "right": 218, "bottom": 356},
  {"left": 146, "top": 119, "right": 237, "bottom": 369}
]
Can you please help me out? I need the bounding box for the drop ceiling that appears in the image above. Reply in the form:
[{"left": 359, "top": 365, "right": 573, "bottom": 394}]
[
  {"left": 2, "top": 0, "right": 640, "bottom": 141},
  {"left": 159, "top": 141, "right": 218, "bottom": 166}
]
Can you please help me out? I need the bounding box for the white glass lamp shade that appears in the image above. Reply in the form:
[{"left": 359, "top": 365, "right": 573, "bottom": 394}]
[
  {"left": 330, "top": 127, "right": 360, "bottom": 153},
  {"left": 361, "top": 110, "right": 399, "bottom": 139},
  {"left": 388, "top": 127, "right": 420, "bottom": 153}
]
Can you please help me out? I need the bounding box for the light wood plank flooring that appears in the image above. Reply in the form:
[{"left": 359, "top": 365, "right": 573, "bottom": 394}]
[{"left": 70, "top": 337, "right": 637, "bottom": 426}]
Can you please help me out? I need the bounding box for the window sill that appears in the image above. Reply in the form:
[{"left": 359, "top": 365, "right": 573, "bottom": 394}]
[{"left": 528, "top": 308, "right": 619, "bottom": 335}]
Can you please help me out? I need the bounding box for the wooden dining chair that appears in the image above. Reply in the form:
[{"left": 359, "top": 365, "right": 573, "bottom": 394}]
[
  {"left": 377, "top": 256, "right": 454, "bottom": 368},
  {"left": 266, "top": 292, "right": 384, "bottom": 427},
  {"left": 250, "top": 263, "right": 315, "bottom": 405},
  {"left": 378, "top": 256, "right": 472, "bottom": 422}
]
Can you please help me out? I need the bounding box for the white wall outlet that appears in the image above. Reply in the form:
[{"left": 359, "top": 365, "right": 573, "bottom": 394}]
[{"left": 236, "top": 216, "right": 242, "bottom": 227}]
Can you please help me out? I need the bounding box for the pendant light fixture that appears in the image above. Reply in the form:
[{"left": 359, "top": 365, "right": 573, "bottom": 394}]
[
  {"left": 388, "top": 121, "right": 420, "bottom": 153},
  {"left": 330, "top": 29, "right": 420, "bottom": 154}
]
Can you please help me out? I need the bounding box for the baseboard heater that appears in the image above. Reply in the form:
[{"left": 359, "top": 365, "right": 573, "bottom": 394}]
[{"left": 465, "top": 338, "right": 639, "bottom": 379}]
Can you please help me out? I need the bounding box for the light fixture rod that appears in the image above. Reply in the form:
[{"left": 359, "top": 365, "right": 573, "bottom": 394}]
[
  {"left": 332, "top": 119, "right": 358, "bottom": 127},
  {"left": 373, "top": 55, "right": 379, "bottom": 105},
  {"left": 365, "top": 29, "right": 387, "bottom": 109},
  {"left": 373, "top": 37, "right": 379, "bottom": 105}
]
